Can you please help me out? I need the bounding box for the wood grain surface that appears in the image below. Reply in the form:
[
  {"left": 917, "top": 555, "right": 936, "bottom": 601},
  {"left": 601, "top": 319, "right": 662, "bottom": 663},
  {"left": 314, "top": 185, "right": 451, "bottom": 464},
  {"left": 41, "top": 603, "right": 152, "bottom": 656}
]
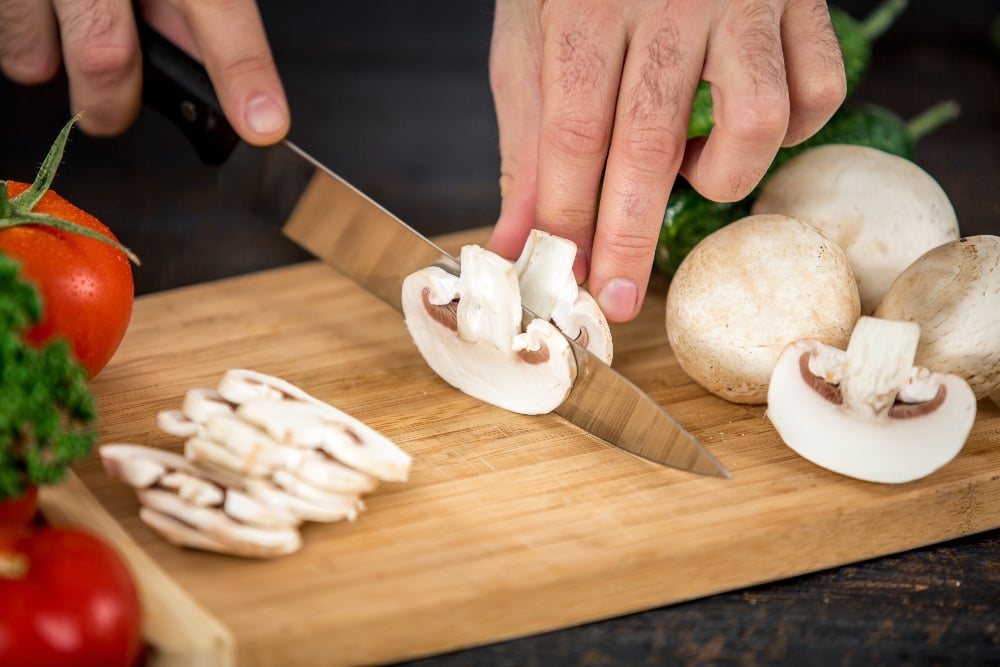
[{"left": 40, "top": 228, "right": 1000, "bottom": 667}]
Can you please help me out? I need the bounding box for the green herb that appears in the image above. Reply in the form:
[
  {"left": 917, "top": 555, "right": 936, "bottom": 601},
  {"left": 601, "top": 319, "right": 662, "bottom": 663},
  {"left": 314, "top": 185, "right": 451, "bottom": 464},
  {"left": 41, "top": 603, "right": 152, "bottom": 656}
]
[{"left": 0, "top": 253, "right": 97, "bottom": 500}]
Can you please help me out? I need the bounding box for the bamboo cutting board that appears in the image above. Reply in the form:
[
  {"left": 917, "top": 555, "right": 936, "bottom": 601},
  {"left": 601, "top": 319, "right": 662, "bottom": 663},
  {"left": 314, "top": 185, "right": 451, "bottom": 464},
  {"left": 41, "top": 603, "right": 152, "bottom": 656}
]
[{"left": 40, "top": 228, "right": 1000, "bottom": 667}]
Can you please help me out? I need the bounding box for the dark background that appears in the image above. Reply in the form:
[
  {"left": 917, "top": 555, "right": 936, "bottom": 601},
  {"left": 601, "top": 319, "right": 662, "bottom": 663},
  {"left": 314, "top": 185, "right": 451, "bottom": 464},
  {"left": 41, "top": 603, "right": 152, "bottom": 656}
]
[{"left": 1, "top": 1, "right": 998, "bottom": 665}]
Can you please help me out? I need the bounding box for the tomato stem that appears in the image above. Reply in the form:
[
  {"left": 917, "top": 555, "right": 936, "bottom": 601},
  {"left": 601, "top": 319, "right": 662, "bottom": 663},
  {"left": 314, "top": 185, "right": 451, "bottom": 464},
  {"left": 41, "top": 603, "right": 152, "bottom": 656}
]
[
  {"left": 1, "top": 115, "right": 141, "bottom": 266},
  {"left": 0, "top": 551, "right": 28, "bottom": 580}
]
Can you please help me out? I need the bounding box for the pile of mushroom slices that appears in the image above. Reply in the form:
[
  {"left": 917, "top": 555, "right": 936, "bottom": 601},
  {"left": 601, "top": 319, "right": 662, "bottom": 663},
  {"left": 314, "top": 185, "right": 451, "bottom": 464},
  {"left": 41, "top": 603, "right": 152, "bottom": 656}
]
[
  {"left": 665, "top": 144, "right": 1000, "bottom": 484},
  {"left": 100, "top": 369, "right": 412, "bottom": 558},
  {"left": 402, "top": 229, "right": 612, "bottom": 415}
]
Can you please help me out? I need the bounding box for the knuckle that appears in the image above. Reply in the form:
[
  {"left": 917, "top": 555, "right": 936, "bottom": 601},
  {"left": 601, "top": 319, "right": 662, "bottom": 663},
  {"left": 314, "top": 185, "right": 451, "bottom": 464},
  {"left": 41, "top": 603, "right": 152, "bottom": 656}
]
[
  {"left": 800, "top": 70, "right": 847, "bottom": 112},
  {"left": 544, "top": 113, "right": 610, "bottom": 160},
  {"left": 616, "top": 125, "right": 685, "bottom": 179},
  {"left": 74, "top": 41, "right": 134, "bottom": 79},
  {"left": 726, "top": 99, "right": 789, "bottom": 144},
  {"left": 537, "top": 201, "right": 596, "bottom": 231},
  {"left": 600, "top": 225, "right": 658, "bottom": 265}
]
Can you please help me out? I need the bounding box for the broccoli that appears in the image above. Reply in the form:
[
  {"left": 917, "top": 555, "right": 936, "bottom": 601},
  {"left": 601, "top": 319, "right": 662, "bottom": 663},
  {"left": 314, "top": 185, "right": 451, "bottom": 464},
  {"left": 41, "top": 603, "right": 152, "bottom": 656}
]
[{"left": 0, "top": 252, "right": 97, "bottom": 500}]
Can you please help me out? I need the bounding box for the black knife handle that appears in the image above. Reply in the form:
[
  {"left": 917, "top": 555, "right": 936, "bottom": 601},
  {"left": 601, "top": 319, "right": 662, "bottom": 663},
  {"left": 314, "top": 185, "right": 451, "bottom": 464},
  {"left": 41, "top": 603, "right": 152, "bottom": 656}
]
[{"left": 138, "top": 21, "right": 239, "bottom": 165}]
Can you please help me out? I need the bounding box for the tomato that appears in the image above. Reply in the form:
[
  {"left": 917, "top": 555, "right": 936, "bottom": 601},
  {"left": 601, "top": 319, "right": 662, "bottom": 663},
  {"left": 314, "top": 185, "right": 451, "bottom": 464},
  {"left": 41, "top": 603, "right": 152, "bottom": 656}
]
[
  {"left": 0, "top": 486, "right": 38, "bottom": 526},
  {"left": 0, "top": 181, "right": 134, "bottom": 378},
  {"left": 0, "top": 524, "right": 143, "bottom": 667}
]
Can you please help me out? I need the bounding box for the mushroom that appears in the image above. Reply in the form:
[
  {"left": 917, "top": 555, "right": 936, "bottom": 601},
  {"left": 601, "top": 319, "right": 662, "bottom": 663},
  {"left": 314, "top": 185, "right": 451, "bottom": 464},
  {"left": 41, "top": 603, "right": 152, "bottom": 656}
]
[
  {"left": 766, "top": 316, "right": 977, "bottom": 484},
  {"left": 514, "top": 229, "right": 613, "bottom": 364},
  {"left": 217, "top": 369, "right": 413, "bottom": 482},
  {"left": 402, "top": 243, "right": 577, "bottom": 415},
  {"left": 102, "top": 369, "right": 414, "bottom": 558},
  {"left": 874, "top": 235, "right": 1000, "bottom": 399},
  {"left": 100, "top": 444, "right": 303, "bottom": 558},
  {"left": 665, "top": 214, "right": 861, "bottom": 404},
  {"left": 752, "top": 144, "right": 960, "bottom": 314}
]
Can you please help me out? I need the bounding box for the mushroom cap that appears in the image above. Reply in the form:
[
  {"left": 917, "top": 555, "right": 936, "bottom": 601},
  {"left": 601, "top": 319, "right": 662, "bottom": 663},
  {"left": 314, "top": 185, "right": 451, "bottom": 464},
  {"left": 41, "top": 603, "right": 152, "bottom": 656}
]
[
  {"left": 402, "top": 265, "right": 576, "bottom": 415},
  {"left": 666, "top": 214, "right": 860, "bottom": 404},
  {"left": 874, "top": 235, "right": 1000, "bottom": 398},
  {"left": 767, "top": 338, "right": 977, "bottom": 483},
  {"left": 751, "top": 144, "right": 960, "bottom": 314}
]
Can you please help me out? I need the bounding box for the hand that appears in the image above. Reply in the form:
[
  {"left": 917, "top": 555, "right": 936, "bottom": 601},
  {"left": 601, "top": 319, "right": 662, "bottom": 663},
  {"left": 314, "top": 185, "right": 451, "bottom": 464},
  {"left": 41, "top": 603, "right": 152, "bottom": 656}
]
[
  {"left": 0, "top": 0, "right": 289, "bottom": 145},
  {"left": 487, "top": 0, "right": 846, "bottom": 322}
]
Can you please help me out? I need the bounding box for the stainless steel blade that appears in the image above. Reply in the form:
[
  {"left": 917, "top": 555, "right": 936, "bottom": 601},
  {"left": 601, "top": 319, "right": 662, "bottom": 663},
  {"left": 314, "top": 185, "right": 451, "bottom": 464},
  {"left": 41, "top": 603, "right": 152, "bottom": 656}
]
[{"left": 218, "top": 140, "right": 731, "bottom": 478}]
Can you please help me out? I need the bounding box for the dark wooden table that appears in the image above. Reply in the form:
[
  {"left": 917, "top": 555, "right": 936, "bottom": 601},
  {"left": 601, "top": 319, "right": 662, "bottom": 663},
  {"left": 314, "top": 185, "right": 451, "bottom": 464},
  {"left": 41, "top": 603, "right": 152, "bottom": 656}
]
[{"left": 2, "top": 1, "right": 998, "bottom": 665}]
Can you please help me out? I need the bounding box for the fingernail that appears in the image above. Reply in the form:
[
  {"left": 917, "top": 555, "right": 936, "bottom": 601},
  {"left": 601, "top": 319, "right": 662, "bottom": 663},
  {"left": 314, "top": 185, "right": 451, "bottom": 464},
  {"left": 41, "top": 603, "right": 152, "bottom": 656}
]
[
  {"left": 597, "top": 278, "right": 638, "bottom": 322},
  {"left": 245, "top": 94, "right": 286, "bottom": 136}
]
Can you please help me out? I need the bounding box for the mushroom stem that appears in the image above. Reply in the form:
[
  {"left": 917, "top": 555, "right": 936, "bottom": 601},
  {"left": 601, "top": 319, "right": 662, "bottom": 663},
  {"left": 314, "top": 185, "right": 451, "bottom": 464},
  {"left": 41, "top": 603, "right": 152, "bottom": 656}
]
[
  {"left": 840, "top": 317, "right": 921, "bottom": 417},
  {"left": 456, "top": 244, "right": 522, "bottom": 349}
]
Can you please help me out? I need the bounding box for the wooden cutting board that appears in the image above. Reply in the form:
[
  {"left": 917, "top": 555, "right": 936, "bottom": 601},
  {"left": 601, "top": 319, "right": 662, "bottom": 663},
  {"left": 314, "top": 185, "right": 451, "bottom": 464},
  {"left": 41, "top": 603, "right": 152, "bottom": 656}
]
[{"left": 40, "top": 228, "right": 1000, "bottom": 667}]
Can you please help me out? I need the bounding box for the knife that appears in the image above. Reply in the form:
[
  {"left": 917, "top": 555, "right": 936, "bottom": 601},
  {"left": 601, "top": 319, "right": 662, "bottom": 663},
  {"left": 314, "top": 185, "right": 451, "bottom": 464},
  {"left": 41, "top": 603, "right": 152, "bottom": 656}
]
[{"left": 138, "top": 23, "right": 731, "bottom": 479}]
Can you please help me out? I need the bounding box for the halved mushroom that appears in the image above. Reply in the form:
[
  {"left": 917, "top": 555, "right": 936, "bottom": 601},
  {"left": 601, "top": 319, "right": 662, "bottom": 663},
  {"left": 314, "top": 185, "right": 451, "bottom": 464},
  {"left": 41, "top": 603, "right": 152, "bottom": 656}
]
[
  {"left": 766, "top": 317, "right": 977, "bottom": 483},
  {"left": 874, "top": 235, "right": 1000, "bottom": 399},
  {"left": 403, "top": 243, "right": 577, "bottom": 415}
]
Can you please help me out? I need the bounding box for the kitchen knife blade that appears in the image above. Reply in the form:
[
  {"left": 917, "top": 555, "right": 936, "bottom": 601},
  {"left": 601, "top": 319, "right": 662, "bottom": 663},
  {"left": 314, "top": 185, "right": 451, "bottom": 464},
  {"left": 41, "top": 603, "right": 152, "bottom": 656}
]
[{"left": 138, "top": 23, "right": 731, "bottom": 479}]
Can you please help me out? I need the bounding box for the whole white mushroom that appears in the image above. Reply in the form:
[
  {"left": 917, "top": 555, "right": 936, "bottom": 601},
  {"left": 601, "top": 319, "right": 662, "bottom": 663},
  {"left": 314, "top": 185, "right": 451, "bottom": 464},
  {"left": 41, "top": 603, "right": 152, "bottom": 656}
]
[
  {"left": 752, "top": 144, "right": 960, "bottom": 314},
  {"left": 665, "top": 214, "right": 861, "bottom": 404},
  {"left": 874, "top": 235, "right": 1000, "bottom": 398}
]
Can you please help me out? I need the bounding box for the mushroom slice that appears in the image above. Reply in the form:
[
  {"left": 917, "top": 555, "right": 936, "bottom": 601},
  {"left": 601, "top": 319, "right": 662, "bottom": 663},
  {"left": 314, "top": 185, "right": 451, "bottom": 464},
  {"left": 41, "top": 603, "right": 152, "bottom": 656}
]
[
  {"left": 514, "top": 229, "right": 613, "bottom": 364},
  {"left": 243, "top": 478, "right": 360, "bottom": 524},
  {"left": 217, "top": 368, "right": 316, "bottom": 406},
  {"left": 157, "top": 410, "right": 202, "bottom": 438},
  {"left": 767, "top": 316, "right": 977, "bottom": 484},
  {"left": 271, "top": 470, "right": 365, "bottom": 522},
  {"left": 402, "top": 244, "right": 577, "bottom": 415},
  {"left": 185, "top": 436, "right": 274, "bottom": 478},
  {"left": 282, "top": 448, "right": 379, "bottom": 495},
  {"left": 100, "top": 444, "right": 300, "bottom": 531},
  {"left": 237, "top": 398, "right": 412, "bottom": 483},
  {"left": 138, "top": 489, "right": 302, "bottom": 558},
  {"left": 202, "top": 412, "right": 290, "bottom": 468},
  {"left": 182, "top": 387, "right": 236, "bottom": 423}
]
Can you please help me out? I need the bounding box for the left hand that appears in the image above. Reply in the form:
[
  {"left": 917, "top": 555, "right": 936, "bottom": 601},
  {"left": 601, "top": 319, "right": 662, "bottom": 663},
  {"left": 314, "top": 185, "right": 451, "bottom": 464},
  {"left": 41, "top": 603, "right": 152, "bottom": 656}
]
[{"left": 487, "top": 0, "right": 847, "bottom": 322}]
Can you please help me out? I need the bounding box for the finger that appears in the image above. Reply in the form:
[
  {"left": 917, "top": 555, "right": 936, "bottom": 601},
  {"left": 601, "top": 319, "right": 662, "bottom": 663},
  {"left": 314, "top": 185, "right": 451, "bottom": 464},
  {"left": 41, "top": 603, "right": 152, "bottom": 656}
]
[
  {"left": 486, "top": 0, "right": 543, "bottom": 261},
  {"left": 172, "top": 0, "right": 289, "bottom": 145},
  {"left": 589, "top": 7, "right": 708, "bottom": 323},
  {"left": 780, "top": 0, "right": 846, "bottom": 146},
  {"left": 52, "top": 0, "right": 142, "bottom": 136},
  {"left": 681, "top": 0, "right": 790, "bottom": 203},
  {"left": 534, "top": 0, "right": 626, "bottom": 282},
  {"left": 0, "top": 0, "right": 61, "bottom": 83}
]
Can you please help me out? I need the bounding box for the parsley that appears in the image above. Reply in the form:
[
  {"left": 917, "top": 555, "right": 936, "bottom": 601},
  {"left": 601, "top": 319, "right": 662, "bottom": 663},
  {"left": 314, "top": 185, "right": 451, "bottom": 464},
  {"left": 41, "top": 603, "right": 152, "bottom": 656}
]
[{"left": 0, "top": 252, "right": 97, "bottom": 500}]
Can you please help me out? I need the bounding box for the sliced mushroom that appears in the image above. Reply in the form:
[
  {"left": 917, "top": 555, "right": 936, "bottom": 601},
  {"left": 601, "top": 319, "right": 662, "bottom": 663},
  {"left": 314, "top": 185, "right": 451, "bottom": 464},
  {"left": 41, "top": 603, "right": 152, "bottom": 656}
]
[
  {"left": 138, "top": 489, "right": 302, "bottom": 558},
  {"left": 874, "top": 235, "right": 1000, "bottom": 399},
  {"left": 101, "top": 369, "right": 413, "bottom": 558},
  {"left": 403, "top": 243, "right": 577, "bottom": 415},
  {"left": 100, "top": 444, "right": 303, "bottom": 558},
  {"left": 514, "top": 229, "right": 613, "bottom": 364},
  {"left": 766, "top": 316, "right": 977, "bottom": 483},
  {"left": 157, "top": 409, "right": 202, "bottom": 438},
  {"left": 236, "top": 398, "right": 411, "bottom": 483}
]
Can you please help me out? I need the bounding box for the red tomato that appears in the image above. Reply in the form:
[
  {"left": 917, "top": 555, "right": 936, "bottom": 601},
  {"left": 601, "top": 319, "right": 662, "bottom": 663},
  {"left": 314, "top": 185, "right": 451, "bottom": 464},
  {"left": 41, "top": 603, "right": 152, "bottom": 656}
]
[
  {"left": 0, "top": 181, "right": 134, "bottom": 378},
  {"left": 0, "top": 525, "right": 143, "bottom": 667},
  {"left": 0, "top": 486, "right": 38, "bottom": 526}
]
